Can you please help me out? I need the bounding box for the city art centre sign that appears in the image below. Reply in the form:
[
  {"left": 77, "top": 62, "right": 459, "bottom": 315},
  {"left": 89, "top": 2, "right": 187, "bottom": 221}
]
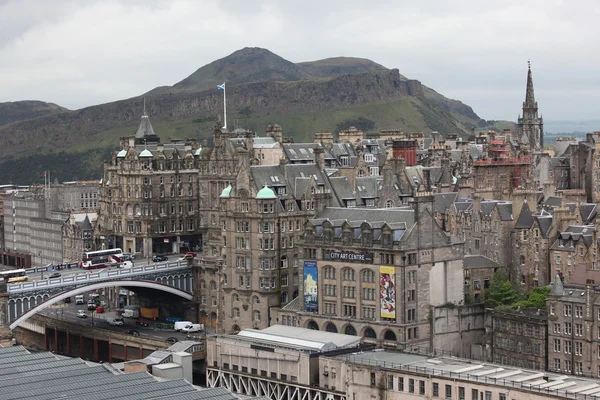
[{"left": 323, "top": 250, "right": 374, "bottom": 263}]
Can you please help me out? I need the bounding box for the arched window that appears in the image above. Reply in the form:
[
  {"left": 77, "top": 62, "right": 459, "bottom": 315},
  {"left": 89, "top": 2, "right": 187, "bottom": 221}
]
[
  {"left": 364, "top": 327, "right": 377, "bottom": 338},
  {"left": 233, "top": 293, "right": 239, "bottom": 302},
  {"left": 324, "top": 266, "right": 336, "bottom": 279},
  {"left": 210, "top": 280, "right": 216, "bottom": 290},
  {"left": 362, "top": 269, "right": 375, "bottom": 283},
  {"left": 344, "top": 325, "right": 357, "bottom": 336},
  {"left": 253, "top": 311, "right": 261, "bottom": 321},
  {"left": 307, "top": 320, "right": 319, "bottom": 330},
  {"left": 385, "top": 200, "right": 394, "bottom": 208},
  {"left": 343, "top": 268, "right": 355, "bottom": 281},
  {"left": 200, "top": 280, "right": 206, "bottom": 289},
  {"left": 281, "top": 291, "right": 288, "bottom": 303},
  {"left": 383, "top": 330, "right": 397, "bottom": 341},
  {"left": 325, "top": 322, "right": 338, "bottom": 333},
  {"left": 233, "top": 308, "right": 240, "bottom": 318},
  {"left": 253, "top": 296, "right": 260, "bottom": 304}
]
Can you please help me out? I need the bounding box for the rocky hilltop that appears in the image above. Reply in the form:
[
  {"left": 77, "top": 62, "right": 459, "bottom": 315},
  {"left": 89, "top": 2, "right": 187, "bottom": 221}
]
[
  {"left": 0, "top": 47, "right": 487, "bottom": 183},
  {"left": 0, "top": 100, "right": 67, "bottom": 127}
]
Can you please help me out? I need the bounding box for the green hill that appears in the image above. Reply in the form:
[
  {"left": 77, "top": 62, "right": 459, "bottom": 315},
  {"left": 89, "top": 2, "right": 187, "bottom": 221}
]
[{"left": 0, "top": 47, "right": 501, "bottom": 184}]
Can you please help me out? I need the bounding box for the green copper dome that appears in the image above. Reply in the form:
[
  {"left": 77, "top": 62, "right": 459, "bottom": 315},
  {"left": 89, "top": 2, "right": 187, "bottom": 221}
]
[
  {"left": 220, "top": 184, "right": 232, "bottom": 198},
  {"left": 256, "top": 185, "right": 276, "bottom": 199},
  {"left": 139, "top": 149, "right": 153, "bottom": 157},
  {"left": 117, "top": 149, "right": 127, "bottom": 158}
]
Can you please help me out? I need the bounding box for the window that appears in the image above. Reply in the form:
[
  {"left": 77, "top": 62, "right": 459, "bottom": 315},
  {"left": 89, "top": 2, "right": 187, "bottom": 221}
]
[
  {"left": 387, "top": 375, "right": 394, "bottom": 390},
  {"left": 459, "top": 387, "right": 465, "bottom": 400},
  {"left": 471, "top": 389, "right": 478, "bottom": 400},
  {"left": 565, "top": 322, "right": 572, "bottom": 335},
  {"left": 499, "top": 394, "right": 506, "bottom": 400},
  {"left": 553, "top": 358, "right": 561, "bottom": 370},
  {"left": 398, "top": 377, "right": 404, "bottom": 391},
  {"left": 370, "top": 372, "right": 376, "bottom": 387},
  {"left": 409, "top": 379, "right": 414, "bottom": 393},
  {"left": 576, "top": 305, "right": 583, "bottom": 318},
  {"left": 419, "top": 380, "right": 425, "bottom": 395},
  {"left": 432, "top": 383, "right": 439, "bottom": 397},
  {"left": 576, "top": 323, "right": 583, "bottom": 337},
  {"left": 564, "top": 340, "right": 572, "bottom": 354},
  {"left": 445, "top": 385, "right": 452, "bottom": 399},
  {"left": 575, "top": 341, "right": 583, "bottom": 356},
  {"left": 485, "top": 392, "right": 492, "bottom": 400},
  {"left": 565, "top": 304, "right": 572, "bottom": 316},
  {"left": 550, "top": 303, "right": 556, "bottom": 315}
]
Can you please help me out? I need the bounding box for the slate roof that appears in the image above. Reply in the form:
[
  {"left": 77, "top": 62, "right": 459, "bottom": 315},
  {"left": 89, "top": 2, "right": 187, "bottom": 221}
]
[
  {"left": 463, "top": 255, "right": 502, "bottom": 269},
  {"left": 536, "top": 216, "right": 553, "bottom": 238},
  {"left": 281, "top": 295, "right": 303, "bottom": 311},
  {"left": 433, "top": 192, "right": 458, "bottom": 213},
  {"left": 284, "top": 143, "right": 320, "bottom": 162},
  {"left": 580, "top": 203, "right": 597, "bottom": 224},
  {"left": 496, "top": 202, "right": 514, "bottom": 221},
  {"left": 514, "top": 201, "right": 534, "bottom": 229},
  {"left": 544, "top": 196, "right": 562, "bottom": 207},
  {"left": 0, "top": 346, "right": 241, "bottom": 400},
  {"left": 135, "top": 115, "right": 156, "bottom": 139}
]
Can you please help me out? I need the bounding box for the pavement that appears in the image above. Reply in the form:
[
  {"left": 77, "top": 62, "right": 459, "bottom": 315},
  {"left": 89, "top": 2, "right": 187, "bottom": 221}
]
[{"left": 40, "top": 302, "right": 195, "bottom": 341}]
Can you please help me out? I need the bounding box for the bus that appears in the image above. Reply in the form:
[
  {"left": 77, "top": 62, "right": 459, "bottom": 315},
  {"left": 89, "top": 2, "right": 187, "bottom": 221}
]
[
  {"left": 0, "top": 269, "right": 28, "bottom": 283},
  {"left": 82, "top": 248, "right": 123, "bottom": 270}
]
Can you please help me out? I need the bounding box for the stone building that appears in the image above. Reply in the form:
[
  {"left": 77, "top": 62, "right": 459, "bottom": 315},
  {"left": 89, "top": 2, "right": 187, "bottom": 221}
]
[
  {"left": 97, "top": 112, "right": 203, "bottom": 256},
  {"left": 518, "top": 64, "right": 544, "bottom": 154},
  {"left": 463, "top": 255, "right": 504, "bottom": 303},
  {"left": 489, "top": 309, "right": 548, "bottom": 371},
  {"left": 273, "top": 196, "right": 465, "bottom": 349},
  {"left": 546, "top": 277, "right": 600, "bottom": 378},
  {"left": 61, "top": 212, "right": 95, "bottom": 264}
]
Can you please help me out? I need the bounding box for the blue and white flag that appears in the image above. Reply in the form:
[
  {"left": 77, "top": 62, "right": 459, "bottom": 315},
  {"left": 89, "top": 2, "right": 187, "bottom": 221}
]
[{"left": 217, "top": 83, "right": 225, "bottom": 90}]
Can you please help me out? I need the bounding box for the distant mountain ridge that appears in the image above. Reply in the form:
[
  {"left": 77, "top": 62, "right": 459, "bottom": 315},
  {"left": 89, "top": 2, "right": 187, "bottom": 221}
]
[
  {"left": 0, "top": 47, "right": 491, "bottom": 184},
  {"left": 0, "top": 100, "right": 67, "bottom": 127}
]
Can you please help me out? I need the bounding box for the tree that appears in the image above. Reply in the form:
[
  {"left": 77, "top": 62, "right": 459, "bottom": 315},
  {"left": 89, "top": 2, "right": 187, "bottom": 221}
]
[
  {"left": 512, "top": 286, "right": 551, "bottom": 310},
  {"left": 485, "top": 270, "right": 519, "bottom": 308}
]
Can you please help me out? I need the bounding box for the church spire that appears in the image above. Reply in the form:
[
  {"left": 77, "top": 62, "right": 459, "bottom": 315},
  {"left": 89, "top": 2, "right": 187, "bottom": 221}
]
[{"left": 524, "top": 60, "right": 535, "bottom": 106}]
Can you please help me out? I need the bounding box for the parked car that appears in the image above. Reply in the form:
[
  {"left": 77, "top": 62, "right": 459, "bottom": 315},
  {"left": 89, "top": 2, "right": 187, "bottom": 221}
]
[
  {"left": 87, "top": 303, "right": 96, "bottom": 311},
  {"left": 76, "top": 310, "right": 87, "bottom": 319},
  {"left": 152, "top": 254, "right": 168, "bottom": 262},
  {"left": 95, "top": 306, "right": 104, "bottom": 313},
  {"left": 64, "top": 297, "right": 71, "bottom": 304},
  {"left": 165, "top": 337, "right": 179, "bottom": 343},
  {"left": 126, "top": 330, "right": 140, "bottom": 336},
  {"left": 48, "top": 272, "right": 61, "bottom": 279}
]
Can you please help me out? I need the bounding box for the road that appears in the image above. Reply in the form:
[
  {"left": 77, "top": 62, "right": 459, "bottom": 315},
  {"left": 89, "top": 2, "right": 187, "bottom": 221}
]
[
  {"left": 26, "top": 253, "right": 190, "bottom": 282},
  {"left": 40, "top": 302, "right": 196, "bottom": 342}
]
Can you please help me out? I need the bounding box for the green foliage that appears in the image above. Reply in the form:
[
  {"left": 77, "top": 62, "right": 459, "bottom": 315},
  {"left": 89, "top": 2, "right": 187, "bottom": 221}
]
[
  {"left": 334, "top": 117, "right": 376, "bottom": 133},
  {"left": 512, "top": 286, "right": 551, "bottom": 310},
  {"left": 485, "top": 271, "right": 519, "bottom": 308}
]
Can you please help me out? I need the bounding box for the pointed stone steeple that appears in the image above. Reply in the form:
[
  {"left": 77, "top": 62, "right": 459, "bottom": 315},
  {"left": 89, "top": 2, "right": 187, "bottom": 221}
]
[
  {"left": 549, "top": 273, "right": 565, "bottom": 296},
  {"left": 524, "top": 61, "right": 536, "bottom": 106},
  {"left": 518, "top": 61, "right": 544, "bottom": 153}
]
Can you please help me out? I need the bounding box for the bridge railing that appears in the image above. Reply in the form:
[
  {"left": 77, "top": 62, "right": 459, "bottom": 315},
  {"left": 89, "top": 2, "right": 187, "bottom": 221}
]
[{"left": 8, "top": 261, "right": 191, "bottom": 293}]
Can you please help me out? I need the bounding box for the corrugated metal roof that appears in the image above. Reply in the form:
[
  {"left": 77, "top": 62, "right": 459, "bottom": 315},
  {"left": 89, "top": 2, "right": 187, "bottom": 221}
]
[{"left": 0, "top": 348, "right": 250, "bottom": 400}]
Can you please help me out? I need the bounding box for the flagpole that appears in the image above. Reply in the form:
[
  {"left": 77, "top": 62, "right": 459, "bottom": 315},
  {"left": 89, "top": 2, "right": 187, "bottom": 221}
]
[{"left": 223, "top": 84, "right": 227, "bottom": 130}]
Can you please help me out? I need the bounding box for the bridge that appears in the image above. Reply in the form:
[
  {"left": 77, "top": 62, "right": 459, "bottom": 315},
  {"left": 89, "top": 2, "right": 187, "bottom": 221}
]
[{"left": 5, "top": 261, "right": 195, "bottom": 329}]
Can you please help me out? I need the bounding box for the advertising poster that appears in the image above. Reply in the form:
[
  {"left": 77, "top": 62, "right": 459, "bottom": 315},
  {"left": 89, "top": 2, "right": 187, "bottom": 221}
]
[
  {"left": 303, "top": 260, "right": 318, "bottom": 312},
  {"left": 380, "top": 266, "right": 396, "bottom": 319}
]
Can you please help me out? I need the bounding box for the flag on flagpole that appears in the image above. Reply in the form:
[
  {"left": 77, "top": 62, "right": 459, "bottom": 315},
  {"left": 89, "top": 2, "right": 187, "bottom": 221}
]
[{"left": 217, "top": 83, "right": 225, "bottom": 90}]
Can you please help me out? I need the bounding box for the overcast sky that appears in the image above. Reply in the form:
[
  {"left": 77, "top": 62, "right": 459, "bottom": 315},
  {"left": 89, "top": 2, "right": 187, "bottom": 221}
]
[{"left": 0, "top": 0, "right": 598, "bottom": 121}]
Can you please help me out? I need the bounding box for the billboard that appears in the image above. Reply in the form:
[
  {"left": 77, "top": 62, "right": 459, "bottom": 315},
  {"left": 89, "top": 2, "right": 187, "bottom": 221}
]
[
  {"left": 380, "top": 266, "right": 396, "bottom": 319},
  {"left": 303, "top": 260, "right": 318, "bottom": 312}
]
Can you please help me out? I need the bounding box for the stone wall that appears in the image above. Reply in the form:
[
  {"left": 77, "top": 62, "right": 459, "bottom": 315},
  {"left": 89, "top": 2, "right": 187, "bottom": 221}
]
[{"left": 430, "top": 303, "right": 486, "bottom": 359}]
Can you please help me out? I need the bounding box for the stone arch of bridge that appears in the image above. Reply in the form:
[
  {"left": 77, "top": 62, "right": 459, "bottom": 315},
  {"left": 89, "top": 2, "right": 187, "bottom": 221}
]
[{"left": 9, "top": 280, "right": 193, "bottom": 330}]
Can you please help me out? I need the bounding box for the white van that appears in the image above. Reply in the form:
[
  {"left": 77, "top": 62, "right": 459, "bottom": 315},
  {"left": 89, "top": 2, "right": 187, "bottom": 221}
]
[
  {"left": 174, "top": 321, "right": 193, "bottom": 332},
  {"left": 181, "top": 324, "right": 204, "bottom": 333},
  {"left": 75, "top": 295, "right": 85, "bottom": 305},
  {"left": 107, "top": 317, "right": 124, "bottom": 326}
]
